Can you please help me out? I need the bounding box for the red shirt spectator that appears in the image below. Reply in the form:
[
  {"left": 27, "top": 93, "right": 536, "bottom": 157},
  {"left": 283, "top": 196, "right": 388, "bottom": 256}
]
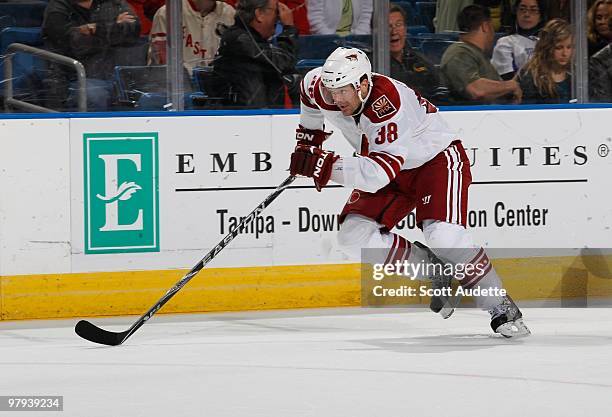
[{"left": 127, "top": 0, "right": 164, "bottom": 34}]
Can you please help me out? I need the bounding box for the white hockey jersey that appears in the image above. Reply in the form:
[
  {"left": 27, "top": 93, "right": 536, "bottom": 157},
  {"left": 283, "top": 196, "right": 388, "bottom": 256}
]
[
  {"left": 149, "top": 0, "right": 235, "bottom": 74},
  {"left": 491, "top": 34, "right": 538, "bottom": 76},
  {"left": 299, "top": 68, "right": 458, "bottom": 193}
]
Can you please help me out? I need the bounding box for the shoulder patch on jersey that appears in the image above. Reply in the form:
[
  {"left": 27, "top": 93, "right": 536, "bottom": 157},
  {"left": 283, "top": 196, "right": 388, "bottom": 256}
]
[
  {"left": 363, "top": 74, "right": 402, "bottom": 123},
  {"left": 300, "top": 73, "right": 319, "bottom": 110},
  {"left": 371, "top": 95, "right": 397, "bottom": 119}
]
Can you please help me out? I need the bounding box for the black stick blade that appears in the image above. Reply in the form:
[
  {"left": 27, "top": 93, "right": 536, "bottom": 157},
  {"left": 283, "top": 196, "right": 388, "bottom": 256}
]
[{"left": 75, "top": 320, "right": 128, "bottom": 346}]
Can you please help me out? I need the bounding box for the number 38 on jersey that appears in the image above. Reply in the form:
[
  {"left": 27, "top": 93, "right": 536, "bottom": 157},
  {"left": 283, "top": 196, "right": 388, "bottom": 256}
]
[{"left": 375, "top": 122, "right": 399, "bottom": 144}]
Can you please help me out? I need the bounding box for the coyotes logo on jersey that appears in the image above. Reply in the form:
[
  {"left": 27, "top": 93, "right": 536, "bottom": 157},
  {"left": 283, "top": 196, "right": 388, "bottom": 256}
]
[{"left": 371, "top": 95, "right": 397, "bottom": 119}]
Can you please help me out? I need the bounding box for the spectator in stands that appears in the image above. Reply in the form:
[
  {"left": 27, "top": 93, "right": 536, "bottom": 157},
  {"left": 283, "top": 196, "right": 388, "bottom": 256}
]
[
  {"left": 516, "top": 18, "right": 573, "bottom": 104},
  {"left": 435, "top": 0, "right": 473, "bottom": 33},
  {"left": 280, "top": 0, "right": 309, "bottom": 34},
  {"left": 545, "top": 0, "right": 570, "bottom": 22},
  {"left": 126, "top": 0, "right": 164, "bottom": 35},
  {"left": 440, "top": 5, "right": 522, "bottom": 104},
  {"left": 389, "top": 4, "right": 448, "bottom": 104},
  {"left": 589, "top": 16, "right": 612, "bottom": 102},
  {"left": 149, "top": 0, "right": 235, "bottom": 74},
  {"left": 225, "top": 0, "right": 310, "bottom": 34},
  {"left": 213, "top": 0, "right": 299, "bottom": 108},
  {"left": 492, "top": 0, "right": 545, "bottom": 80},
  {"left": 284, "top": 0, "right": 310, "bottom": 34},
  {"left": 42, "top": 0, "right": 141, "bottom": 111},
  {"left": 307, "top": 0, "right": 372, "bottom": 36},
  {"left": 435, "top": 0, "right": 512, "bottom": 33},
  {"left": 588, "top": 0, "right": 612, "bottom": 56},
  {"left": 475, "top": 0, "right": 514, "bottom": 32}
]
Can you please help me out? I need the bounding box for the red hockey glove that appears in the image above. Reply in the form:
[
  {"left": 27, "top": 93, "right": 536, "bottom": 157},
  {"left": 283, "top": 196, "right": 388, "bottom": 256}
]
[
  {"left": 295, "top": 125, "right": 332, "bottom": 148},
  {"left": 290, "top": 145, "right": 339, "bottom": 191}
]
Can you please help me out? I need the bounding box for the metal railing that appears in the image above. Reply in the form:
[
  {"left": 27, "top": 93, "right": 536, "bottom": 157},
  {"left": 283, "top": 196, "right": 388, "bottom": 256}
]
[
  {"left": 572, "top": 0, "right": 588, "bottom": 103},
  {"left": 4, "top": 43, "right": 87, "bottom": 112},
  {"left": 372, "top": 0, "right": 390, "bottom": 76}
]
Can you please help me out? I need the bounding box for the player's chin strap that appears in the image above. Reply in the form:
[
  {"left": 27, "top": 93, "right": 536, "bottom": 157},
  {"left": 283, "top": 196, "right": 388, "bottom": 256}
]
[{"left": 351, "top": 80, "right": 372, "bottom": 117}]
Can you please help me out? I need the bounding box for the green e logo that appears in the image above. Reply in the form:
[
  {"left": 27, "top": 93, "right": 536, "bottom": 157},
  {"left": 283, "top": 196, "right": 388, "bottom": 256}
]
[{"left": 84, "top": 133, "right": 159, "bottom": 253}]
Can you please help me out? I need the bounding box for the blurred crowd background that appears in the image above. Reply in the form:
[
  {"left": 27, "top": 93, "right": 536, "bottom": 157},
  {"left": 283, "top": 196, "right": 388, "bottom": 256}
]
[{"left": 0, "top": 0, "right": 610, "bottom": 112}]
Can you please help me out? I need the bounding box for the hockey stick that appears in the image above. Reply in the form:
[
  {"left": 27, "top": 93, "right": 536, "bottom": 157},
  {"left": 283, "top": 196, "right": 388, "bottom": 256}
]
[{"left": 75, "top": 175, "right": 297, "bottom": 346}]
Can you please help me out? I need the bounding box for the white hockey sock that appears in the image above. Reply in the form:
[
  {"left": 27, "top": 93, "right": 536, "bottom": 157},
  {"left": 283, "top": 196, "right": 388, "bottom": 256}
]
[
  {"left": 337, "top": 215, "right": 431, "bottom": 281},
  {"left": 379, "top": 232, "right": 434, "bottom": 282},
  {"left": 456, "top": 248, "right": 505, "bottom": 310},
  {"left": 423, "top": 220, "right": 506, "bottom": 310}
]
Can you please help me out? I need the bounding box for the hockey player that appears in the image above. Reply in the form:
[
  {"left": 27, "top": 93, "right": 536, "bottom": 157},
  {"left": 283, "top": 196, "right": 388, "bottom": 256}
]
[{"left": 289, "top": 47, "right": 530, "bottom": 338}]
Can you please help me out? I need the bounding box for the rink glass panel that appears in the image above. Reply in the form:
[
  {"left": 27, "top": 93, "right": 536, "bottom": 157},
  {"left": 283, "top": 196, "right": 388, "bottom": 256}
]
[{"left": 1, "top": 0, "right": 608, "bottom": 114}]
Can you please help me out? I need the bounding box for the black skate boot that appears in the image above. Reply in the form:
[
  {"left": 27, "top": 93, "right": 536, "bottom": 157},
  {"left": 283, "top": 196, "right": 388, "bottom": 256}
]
[
  {"left": 488, "top": 296, "right": 531, "bottom": 338},
  {"left": 414, "top": 241, "right": 456, "bottom": 319}
]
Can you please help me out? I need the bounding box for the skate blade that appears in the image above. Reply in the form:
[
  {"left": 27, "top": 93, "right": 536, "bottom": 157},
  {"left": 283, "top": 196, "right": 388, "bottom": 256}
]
[
  {"left": 432, "top": 293, "right": 462, "bottom": 319},
  {"left": 439, "top": 305, "right": 455, "bottom": 319},
  {"left": 429, "top": 300, "right": 455, "bottom": 319},
  {"left": 496, "top": 318, "right": 531, "bottom": 338},
  {"left": 430, "top": 298, "right": 456, "bottom": 319}
]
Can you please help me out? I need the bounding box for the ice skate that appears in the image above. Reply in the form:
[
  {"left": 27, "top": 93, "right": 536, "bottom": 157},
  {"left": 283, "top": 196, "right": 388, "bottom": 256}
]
[
  {"left": 488, "top": 296, "right": 531, "bottom": 338},
  {"left": 414, "top": 241, "right": 456, "bottom": 319}
]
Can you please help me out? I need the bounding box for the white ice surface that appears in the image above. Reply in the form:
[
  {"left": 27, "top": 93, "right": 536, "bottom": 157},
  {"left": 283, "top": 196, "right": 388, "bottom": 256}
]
[{"left": 1, "top": 307, "right": 611, "bottom": 417}]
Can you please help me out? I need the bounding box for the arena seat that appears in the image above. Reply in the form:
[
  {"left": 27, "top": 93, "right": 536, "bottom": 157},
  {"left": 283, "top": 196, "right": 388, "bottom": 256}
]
[
  {"left": 342, "top": 34, "right": 372, "bottom": 54},
  {"left": 407, "top": 25, "right": 429, "bottom": 36},
  {"left": 113, "top": 65, "right": 201, "bottom": 110},
  {"left": 0, "top": 26, "right": 43, "bottom": 53},
  {"left": 191, "top": 66, "right": 231, "bottom": 107},
  {"left": 409, "top": 31, "right": 459, "bottom": 48},
  {"left": 297, "top": 34, "right": 341, "bottom": 60},
  {"left": 0, "top": 1, "right": 47, "bottom": 27},
  {"left": 415, "top": 2, "right": 436, "bottom": 33},
  {"left": 420, "top": 40, "right": 456, "bottom": 65},
  {"left": 344, "top": 34, "right": 371, "bottom": 45},
  {"left": 296, "top": 59, "right": 324, "bottom": 76},
  {"left": 0, "top": 15, "right": 16, "bottom": 31},
  {"left": 0, "top": 26, "right": 45, "bottom": 106}
]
